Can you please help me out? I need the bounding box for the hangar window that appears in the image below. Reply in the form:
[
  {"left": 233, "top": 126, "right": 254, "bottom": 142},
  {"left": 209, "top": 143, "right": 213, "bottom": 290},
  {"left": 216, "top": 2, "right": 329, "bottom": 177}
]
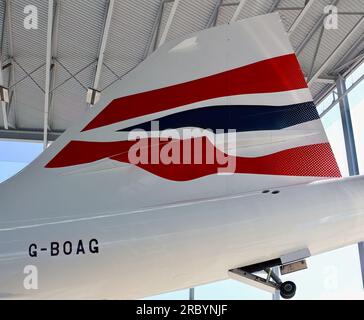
[
  {"left": 346, "top": 62, "right": 364, "bottom": 173},
  {"left": 0, "top": 140, "right": 43, "bottom": 183},
  {"left": 320, "top": 97, "right": 349, "bottom": 177}
]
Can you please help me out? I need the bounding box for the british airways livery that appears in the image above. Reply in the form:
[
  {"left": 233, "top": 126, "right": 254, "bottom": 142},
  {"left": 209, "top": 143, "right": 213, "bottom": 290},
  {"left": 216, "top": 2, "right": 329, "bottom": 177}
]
[{"left": 0, "top": 13, "right": 363, "bottom": 299}]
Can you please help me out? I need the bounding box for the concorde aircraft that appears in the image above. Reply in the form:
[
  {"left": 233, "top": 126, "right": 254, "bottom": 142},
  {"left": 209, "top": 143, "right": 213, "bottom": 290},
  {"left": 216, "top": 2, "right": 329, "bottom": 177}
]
[{"left": 1, "top": 13, "right": 363, "bottom": 299}]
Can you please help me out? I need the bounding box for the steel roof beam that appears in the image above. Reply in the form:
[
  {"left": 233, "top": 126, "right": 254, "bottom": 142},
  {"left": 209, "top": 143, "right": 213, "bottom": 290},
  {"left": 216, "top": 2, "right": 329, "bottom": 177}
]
[
  {"left": 206, "top": 0, "right": 223, "bottom": 28},
  {"left": 143, "top": 0, "right": 170, "bottom": 58},
  {"left": 308, "top": 16, "right": 364, "bottom": 85},
  {"left": 5, "top": 0, "right": 16, "bottom": 128},
  {"left": 288, "top": 0, "right": 315, "bottom": 35},
  {"left": 268, "top": 0, "right": 281, "bottom": 13},
  {"left": 333, "top": 52, "right": 364, "bottom": 74},
  {"left": 0, "top": 63, "right": 8, "bottom": 130},
  {"left": 307, "top": 25, "right": 324, "bottom": 80},
  {"left": 221, "top": 2, "right": 239, "bottom": 7},
  {"left": 158, "top": 0, "right": 180, "bottom": 47},
  {"left": 296, "top": 15, "right": 324, "bottom": 55},
  {"left": 332, "top": 33, "right": 364, "bottom": 74},
  {"left": 315, "top": 50, "right": 364, "bottom": 106},
  {"left": 319, "top": 69, "right": 364, "bottom": 117},
  {"left": 277, "top": 7, "right": 305, "bottom": 11},
  {"left": 339, "top": 12, "right": 364, "bottom": 16},
  {"left": 47, "top": 0, "right": 61, "bottom": 130},
  {"left": 41, "top": 0, "right": 61, "bottom": 146},
  {"left": 90, "top": 0, "right": 114, "bottom": 94},
  {"left": 296, "top": 0, "right": 340, "bottom": 55},
  {"left": 313, "top": 76, "right": 336, "bottom": 84},
  {"left": 43, "top": 0, "right": 55, "bottom": 149},
  {"left": 0, "top": 128, "right": 62, "bottom": 142},
  {"left": 230, "top": 0, "right": 278, "bottom": 24},
  {"left": 230, "top": 0, "right": 248, "bottom": 23},
  {"left": 0, "top": 4, "right": 8, "bottom": 129},
  {"left": 305, "top": 75, "right": 336, "bottom": 84}
]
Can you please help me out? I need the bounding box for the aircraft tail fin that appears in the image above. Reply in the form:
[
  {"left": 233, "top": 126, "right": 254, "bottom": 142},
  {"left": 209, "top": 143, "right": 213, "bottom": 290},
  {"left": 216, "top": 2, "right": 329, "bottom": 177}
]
[{"left": 42, "top": 13, "right": 341, "bottom": 183}]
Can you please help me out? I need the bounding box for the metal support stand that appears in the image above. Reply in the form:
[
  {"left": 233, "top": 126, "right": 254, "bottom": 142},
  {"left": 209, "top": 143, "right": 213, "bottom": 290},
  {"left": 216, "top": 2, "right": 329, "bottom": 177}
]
[
  {"left": 272, "top": 267, "right": 281, "bottom": 300},
  {"left": 229, "top": 248, "right": 310, "bottom": 299}
]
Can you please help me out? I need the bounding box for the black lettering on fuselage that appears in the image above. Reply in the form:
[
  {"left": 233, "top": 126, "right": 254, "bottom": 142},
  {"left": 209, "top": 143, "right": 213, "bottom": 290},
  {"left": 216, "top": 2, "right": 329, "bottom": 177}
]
[
  {"left": 50, "top": 242, "right": 59, "bottom": 256},
  {"left": 28, "top": 239, "right": 100, "bottom": 257},
  {"left": 89, "top": 239, "right": 99, "bottom": 254},
  {"left": 63, "top": 241, "right": 72, "bottom": 255},
  {"left": 29, "top": 243, "right": 37, "bottom": 257},
  {"left": 76, "top": 240, "right": 85, "bottom": 255}
]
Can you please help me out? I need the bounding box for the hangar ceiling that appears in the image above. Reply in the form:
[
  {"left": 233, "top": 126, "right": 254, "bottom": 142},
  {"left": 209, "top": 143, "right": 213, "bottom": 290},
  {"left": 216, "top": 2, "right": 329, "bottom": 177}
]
[{"left": 0, "top": 0, "right": 363, "bottom": 143}]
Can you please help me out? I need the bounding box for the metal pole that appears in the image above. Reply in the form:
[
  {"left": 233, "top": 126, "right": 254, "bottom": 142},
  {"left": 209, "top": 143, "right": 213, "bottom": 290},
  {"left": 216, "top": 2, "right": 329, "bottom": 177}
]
[
  {"left": 320, "top": 71, "right": 364, "bottom": 117},
  {"left": 43, "top": 0, "right": 54, "bottom": 149},
  {"left": 336, "top": 75, "right": 364, "bottom": 288},
  {"left": 0, "top": 3, "right": 8, "bottom": 129},
  {"left": 296, "top": 0, "right": 340, "bottom": 56},
  {"left": 268, "top": 0, "right": 281, "bottom": 13},
  {"left": 91, "top": 0, "right": 114, "bottom": 92},
  {"left": 308, "top": 16, "right": 364, "bottom": 85},
  {"left": 230, "top": 0, "right": 248, "bottom": 23},
  {"left": 288, "top": 0, "right": 315, "bottom": 35},
  {"left": 358, "top": 242, "right": 364, "bottom": 288},
  {"left": 158, "top": 0, "right": 180, "bottom": 47},
  {"left": 5, "top": 0, "right": 16, "bottom": 127},
  {"left": 272, "top": 267, "right": 280, "bottom": 300},
  {"left": 337, "top": 75, "right": 359, "bottom": 175},
  {"left": 0, "top": 61, "right": 8, "bottom": 129},
  {"left": 189, "top": 287, "right": 194, "bottom": 300},
  {"left": 143, "top": 0, "right": 170, "bottom": 58},
  {"left": 206, "top": 0, "right": 223, "bottom": 28}
]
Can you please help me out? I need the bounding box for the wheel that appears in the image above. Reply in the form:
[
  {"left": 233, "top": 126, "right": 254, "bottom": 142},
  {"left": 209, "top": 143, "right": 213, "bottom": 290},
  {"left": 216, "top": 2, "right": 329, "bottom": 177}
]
[{"left": 279, "top": 281, "right": 296, "bottom": 299}]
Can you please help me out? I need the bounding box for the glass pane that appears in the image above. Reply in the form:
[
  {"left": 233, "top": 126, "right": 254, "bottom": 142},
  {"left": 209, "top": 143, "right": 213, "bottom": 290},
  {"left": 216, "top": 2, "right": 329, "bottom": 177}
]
[
  {"left": 283, "top": 245, "right": 364, "bottom": 299},
  {"left": 317, "top": 91, "right": 335, "bottom": 115},
  {"left": 347, "top": 66, "right": 364, "bottom": 173},
  {"left": 321, "top": 104, "right": 349, "bottom": 177},
  {"left": 0, "top": 140, "right": 43, "bottom": 182},
  {"left": 346, "top": 62, "right": 364, "bottom": 89}
]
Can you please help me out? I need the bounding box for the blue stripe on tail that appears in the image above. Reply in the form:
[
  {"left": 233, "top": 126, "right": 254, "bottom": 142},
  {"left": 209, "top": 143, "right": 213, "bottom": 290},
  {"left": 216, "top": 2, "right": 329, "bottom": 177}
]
[{"left": 118, "top": 101, "right": 318, "bottom": 133}]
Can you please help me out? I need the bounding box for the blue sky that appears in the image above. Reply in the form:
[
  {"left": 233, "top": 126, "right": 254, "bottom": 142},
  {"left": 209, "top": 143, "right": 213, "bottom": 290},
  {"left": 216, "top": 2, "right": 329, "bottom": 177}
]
[{"left": 1, "top": 63, "right": 364, "bottom": 299}]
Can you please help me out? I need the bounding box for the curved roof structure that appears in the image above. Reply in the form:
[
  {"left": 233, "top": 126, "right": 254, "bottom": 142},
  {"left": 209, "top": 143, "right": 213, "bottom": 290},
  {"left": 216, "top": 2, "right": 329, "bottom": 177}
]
[{"left": 0, "top": 0, "right": 363, "bottom": 142}]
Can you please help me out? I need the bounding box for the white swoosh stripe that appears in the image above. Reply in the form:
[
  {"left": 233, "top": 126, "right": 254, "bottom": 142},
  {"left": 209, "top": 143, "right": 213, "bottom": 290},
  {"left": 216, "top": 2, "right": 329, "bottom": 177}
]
[{"left": 78, "top": 88, "right": 314, "bottom": 142}]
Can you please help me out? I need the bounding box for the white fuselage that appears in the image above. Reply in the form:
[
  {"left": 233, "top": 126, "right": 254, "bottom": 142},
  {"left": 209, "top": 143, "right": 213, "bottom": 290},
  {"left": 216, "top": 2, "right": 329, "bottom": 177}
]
[{"left": 1, "top": 175, "right": 364, "bottom": 299}]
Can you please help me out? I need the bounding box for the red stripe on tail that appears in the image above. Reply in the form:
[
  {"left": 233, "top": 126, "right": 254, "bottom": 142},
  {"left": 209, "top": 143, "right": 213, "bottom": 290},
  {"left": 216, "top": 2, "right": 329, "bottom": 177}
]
[
  {"left": 46, "top": 138, "right": 341, "bottom": 181},
  {"left": 83, "top": 54, "right": 307, "bottom": 131}
]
